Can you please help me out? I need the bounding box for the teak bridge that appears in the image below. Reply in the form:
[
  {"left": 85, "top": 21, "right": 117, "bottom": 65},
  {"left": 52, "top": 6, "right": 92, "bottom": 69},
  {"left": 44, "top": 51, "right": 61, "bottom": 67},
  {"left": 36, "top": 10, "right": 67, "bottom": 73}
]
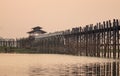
[
  {"left": 0, "top": 19, "right": 120, "bottom": 59},
  {"left": 33, "top": 19, "right": 120, "bottom": 59}
]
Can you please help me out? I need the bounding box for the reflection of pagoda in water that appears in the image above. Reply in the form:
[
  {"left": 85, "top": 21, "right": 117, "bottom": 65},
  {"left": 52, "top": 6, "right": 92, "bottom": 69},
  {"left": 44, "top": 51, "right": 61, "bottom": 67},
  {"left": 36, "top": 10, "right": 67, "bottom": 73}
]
[{"left": 27, "top": 26, "right": 46, "bottom": 38}]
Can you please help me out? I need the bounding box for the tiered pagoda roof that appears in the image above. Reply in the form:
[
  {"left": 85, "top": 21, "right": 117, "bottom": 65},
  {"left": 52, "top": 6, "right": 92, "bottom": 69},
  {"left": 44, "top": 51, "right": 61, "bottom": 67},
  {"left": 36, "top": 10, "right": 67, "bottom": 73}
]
[{"left": 27, "top": 26, "right": 46, "bottom": 34}]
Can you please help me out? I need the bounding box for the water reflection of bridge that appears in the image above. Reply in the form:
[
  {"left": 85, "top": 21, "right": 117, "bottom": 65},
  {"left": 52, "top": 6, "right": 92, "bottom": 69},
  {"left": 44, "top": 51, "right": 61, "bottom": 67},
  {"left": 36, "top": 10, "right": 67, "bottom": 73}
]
[
  {"left": 32, "top": 19, "right": 120, "bottom": 59},
  {"left": 29, "top": 61, "right": 120, "bottom": 76}
]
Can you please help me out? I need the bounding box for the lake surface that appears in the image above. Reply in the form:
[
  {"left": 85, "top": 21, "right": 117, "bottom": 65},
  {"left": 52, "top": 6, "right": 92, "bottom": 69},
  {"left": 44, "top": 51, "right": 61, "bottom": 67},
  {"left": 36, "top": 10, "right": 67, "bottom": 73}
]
[{"left": 0, "top": 54, "right": 119, "bottom": 76}]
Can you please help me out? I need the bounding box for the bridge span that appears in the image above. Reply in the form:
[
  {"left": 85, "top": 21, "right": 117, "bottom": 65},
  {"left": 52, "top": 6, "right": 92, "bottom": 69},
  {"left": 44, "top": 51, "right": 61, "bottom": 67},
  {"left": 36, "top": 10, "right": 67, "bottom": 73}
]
[
  {"left": 31, "top": 19, "right": 120, "bottom": 59},
  {"left": 0, "top": 19, "right": 120, "bottom": 59}
]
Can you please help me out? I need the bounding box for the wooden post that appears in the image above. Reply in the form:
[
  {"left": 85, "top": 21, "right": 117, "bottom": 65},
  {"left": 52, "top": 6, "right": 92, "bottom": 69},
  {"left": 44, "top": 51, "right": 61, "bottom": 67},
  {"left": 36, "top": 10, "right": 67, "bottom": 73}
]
[
  {"left": 101, "top": 24, "right": 104, "bottom": 57},
  {"left": 103, "top": 21, "right": 106, "bottom": 58},
  {"left": 106, "top": 21, "right": 110, "bottom": 58},
  {"left": 90, "top": 25, "right": 94, "bottom": 57},
  {"left": 113, "top": 19, "right": 117, "bottom": 59},
  {"left": 85, "top": 26, "right": 88, "bottom": 56},
  {"left": 115, "top": 19, "right": 120, "bottom": 59},
  {"left": 109, "top": 20, "right": 112, "bottom": 58},
  {"left": 79, "top": 27, "right": 82, "bottom": 56},
  {"left": 76, "top": 28, "right": 79, "bottom": 56}
]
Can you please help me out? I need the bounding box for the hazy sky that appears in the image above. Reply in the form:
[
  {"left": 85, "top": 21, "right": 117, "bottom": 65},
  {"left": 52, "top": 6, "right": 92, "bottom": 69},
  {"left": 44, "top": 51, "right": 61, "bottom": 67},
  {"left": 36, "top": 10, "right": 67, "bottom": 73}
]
[{"left": 0, "top": 0, "right": 120, "bottom": 38}]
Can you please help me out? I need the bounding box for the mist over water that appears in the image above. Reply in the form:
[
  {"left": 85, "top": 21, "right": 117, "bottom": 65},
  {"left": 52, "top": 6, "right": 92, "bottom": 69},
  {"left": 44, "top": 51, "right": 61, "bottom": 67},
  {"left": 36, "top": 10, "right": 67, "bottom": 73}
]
[{"left": 0, "top": 54, "right": 119, "bottom": 76}]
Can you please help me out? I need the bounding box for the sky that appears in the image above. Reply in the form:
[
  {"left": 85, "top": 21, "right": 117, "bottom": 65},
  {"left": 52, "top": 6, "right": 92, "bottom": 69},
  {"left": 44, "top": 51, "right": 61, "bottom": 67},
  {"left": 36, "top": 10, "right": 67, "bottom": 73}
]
[{"left": 0, "top": 0, "right": 120, "bottom": 38}]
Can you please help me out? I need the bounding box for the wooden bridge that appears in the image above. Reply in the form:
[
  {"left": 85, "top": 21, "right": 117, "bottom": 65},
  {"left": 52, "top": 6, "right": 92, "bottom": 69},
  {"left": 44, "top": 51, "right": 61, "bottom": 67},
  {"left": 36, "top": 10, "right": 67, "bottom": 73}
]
[
  {"left": 0, "top": 19, "right": 120, "bottom": 59},
  {"left": 32, "top": 19, "right": 120, "bottom": 59}
]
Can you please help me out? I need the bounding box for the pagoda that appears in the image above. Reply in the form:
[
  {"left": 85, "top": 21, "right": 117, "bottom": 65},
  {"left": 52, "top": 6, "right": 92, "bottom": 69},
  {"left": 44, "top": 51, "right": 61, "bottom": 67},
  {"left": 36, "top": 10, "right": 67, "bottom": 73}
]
[{"left": 27, "top": 26, "right": 46, "bottom": 38}]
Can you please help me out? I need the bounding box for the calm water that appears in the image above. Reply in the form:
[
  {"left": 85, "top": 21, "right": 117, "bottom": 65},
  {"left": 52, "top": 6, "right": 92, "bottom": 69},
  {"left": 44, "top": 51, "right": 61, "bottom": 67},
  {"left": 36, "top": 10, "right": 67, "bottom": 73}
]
[{"left": 0, "top": 54, "right": 119, "bottom": 76}]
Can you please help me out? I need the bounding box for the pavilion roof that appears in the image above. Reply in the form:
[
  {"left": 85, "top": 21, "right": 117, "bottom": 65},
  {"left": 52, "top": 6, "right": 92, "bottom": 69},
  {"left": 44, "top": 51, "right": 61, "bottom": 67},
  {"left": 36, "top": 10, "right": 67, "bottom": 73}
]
[
  {"left": 27, "top": 29, "right": 46, "bottom": 34},
  {"left": 32, "top": 26, "right": 42, "bottom": 29}
]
